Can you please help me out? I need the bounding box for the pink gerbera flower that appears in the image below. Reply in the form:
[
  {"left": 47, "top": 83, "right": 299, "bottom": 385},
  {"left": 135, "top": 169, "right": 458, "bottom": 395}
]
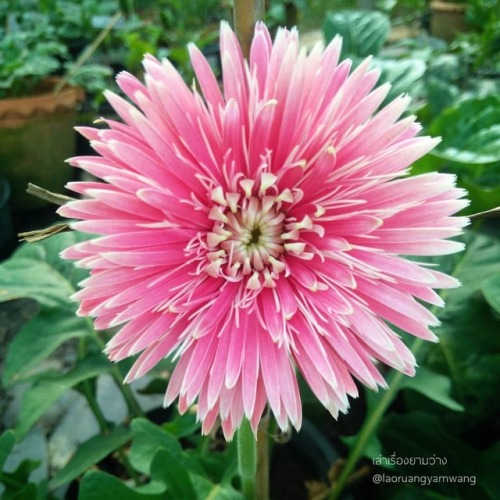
[{"left": 59, "top": 22, "right": 468, "bottom": 439}]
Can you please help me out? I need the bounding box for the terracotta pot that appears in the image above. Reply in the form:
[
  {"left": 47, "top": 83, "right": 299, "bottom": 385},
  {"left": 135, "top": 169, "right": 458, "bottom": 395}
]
[
  {"left": 0, "top": 79, "right": 84, "bottom": 212},
  {"left": 430, "top": 1, "right": 468, "bottom": 42}
]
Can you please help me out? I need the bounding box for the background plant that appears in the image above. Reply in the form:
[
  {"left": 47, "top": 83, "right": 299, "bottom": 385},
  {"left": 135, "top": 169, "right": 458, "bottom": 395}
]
[{"left": 0, "top": 1, "right": 113, "bottom": 99}]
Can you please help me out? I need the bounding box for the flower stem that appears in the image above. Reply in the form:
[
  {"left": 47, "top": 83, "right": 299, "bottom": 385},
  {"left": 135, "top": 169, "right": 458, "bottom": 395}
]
[
  {"left": 233, "top": 0, "right": 265, "bottom": 59},
  {"left": 237, "top": 418, "right": 257, "bottom": 499},
  {"left": 256, "top": 413, "right": 270, "bottom": 500}
]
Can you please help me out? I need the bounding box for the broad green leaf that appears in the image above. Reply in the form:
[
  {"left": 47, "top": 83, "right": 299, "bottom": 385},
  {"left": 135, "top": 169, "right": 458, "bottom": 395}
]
[
  {"left": 0, "top": 232, "right": 91, "bottom": 307},
  {"left": 323, "top": 10, "right": 390, "bottom": 58},
  {"left": 482, "top": 272, "right": 500, "bottom": 314},
  {"left": 426, "top": 75, "right": 460, "bottom": 118},
  {"left": 0, "top": 431, "right": 15, "bottom": 470},
  {"left": 150, "top": 448, "right": 197, "bottom": 499},
  {"left": 50, "top": 426, "right": 133, "bottom": 489},
  {"left": 428, "top": 96, "right": 500, "bottom": 164},
  {"left": 2, "top": 308, "right": 92, "bottom": 386},
  {"left": 1, "top": 233, "right": 96, "bottom": 386},
  {"left": 426, "top": 53, "right": 465, "bottom": 83},
  {"left": 129, "top": 418, "right": 203, "bottom": 476},
  {"left": 399, "top": 366, "right": 464, "bottom": 412},
  {"left": 0, "top": 257, "right": 76, "bottom": 308},
  {"left": 374, "top": 58, "right": 426, "bottom": 104},
  {"left": 79, "top": 471, "right": 166, "bottom": 500},
  {"left": 15, "top": 354, "right": 112, "bottom": 440}
]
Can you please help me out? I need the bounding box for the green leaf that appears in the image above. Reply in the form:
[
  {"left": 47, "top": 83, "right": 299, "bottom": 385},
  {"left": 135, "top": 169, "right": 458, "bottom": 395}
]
[
  {"left": 0, "top": 431, "right": 15, "bottom": 470},
  {"left": 0, "top": 233, "right": 91, "bottom": 307},
  {"left": 428, "top": 96, "right": 500, "bottom": 164},
  {"left": 323, "top": 10, "right": 390, "bottom": 58},
  {"left": 78, "top": 471, "right": 166, "bottom": 500},
  {"left": 1, "top": 233, "right": 96, "bottom": 386},
  {"left": 0, "top": 256, "right": 77, "bottom": 309},
  {"left": 15, "top": 354, "right": 112, "bottom": 440},
  {"left": 399, "top": 366, "right": 464, "bottom": 412},
  {"left": 129, "top": 418, "right": 202, "bottom": 476},
  {"left": 482, "top": 271, "right": 500, "bottom": 314},
  {"left": 50, "top": 426, "right": 133, "bottom": 489},
  {"left": 150, "top": 448, "right": 197, "bottom": 499},
  {"left": 374, "top": 58, "right": 426, "bottom": 104},
  {"left": 426, "top": 76, "right": 460, "bottom": 118},
  {"left": 3, "top": 308, "right": 92, "bottom": 386}
]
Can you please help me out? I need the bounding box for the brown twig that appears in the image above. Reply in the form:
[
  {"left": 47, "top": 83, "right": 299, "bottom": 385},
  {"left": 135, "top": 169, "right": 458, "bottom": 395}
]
[
  {"left": 26, "top": 183, "right": 75, "bottom": 206},
  {"left": 19, "top": 224, "right": 71, "bottom": 243},
  {"left": 469, "top": 206, "right": 500, "bottom": 221},
  {"left": 18, "top": 184, "right": 75, "bottom": 243},
  {"left": 233, "top": 0, "right": 265, "bottom": 60}
]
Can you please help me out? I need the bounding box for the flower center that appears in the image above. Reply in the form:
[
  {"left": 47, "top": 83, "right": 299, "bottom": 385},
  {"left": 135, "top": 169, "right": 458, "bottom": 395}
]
[
  {"left": 249, "top": 227, "right": 261, "bottom": 245},
  {"left": 218, "top": 196, "right": 285, "bottom": 273},
  {"left": 203, "top": 173, "right": 313, "bottom": 289}
]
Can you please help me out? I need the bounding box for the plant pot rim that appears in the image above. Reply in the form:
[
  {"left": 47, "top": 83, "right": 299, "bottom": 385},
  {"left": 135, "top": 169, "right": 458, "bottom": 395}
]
[
  {"left": 0, "top": 78, "right": 84, "bottom": 125},
  {"left": 430, "top": 1, "right": 467, "bottom": 13}
]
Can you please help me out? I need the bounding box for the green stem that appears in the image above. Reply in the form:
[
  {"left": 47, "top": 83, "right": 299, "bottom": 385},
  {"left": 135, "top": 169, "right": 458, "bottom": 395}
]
[
  {"left": 237, "top": 418, "right": 257, "bottom": 499},
  {"left": 198, "top": 434, "right": 212, "bottom": 456},
  {"left": 256, "top": 414, "right": 270, "bottom": 500},
  {"left": 77, "top": 338, "right": 109, "bottom": 432}
]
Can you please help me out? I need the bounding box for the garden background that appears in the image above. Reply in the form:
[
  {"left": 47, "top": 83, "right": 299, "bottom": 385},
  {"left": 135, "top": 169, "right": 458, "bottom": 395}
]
[{"left": 0, "top": 1, "right": 499, "bottom": 499}]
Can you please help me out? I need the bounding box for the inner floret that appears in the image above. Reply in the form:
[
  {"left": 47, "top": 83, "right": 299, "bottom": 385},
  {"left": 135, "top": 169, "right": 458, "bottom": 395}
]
[
  {"left": 204, "top": 174, "right": 311, "bottom": 289},
  {"left": 219, "top": 196, "right": 285, "bottom": 271}
]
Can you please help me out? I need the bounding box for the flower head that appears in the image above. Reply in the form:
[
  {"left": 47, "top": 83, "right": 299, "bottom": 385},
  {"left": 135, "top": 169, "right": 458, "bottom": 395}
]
[{"left": 59, "top": 22, "right": 468, "bottom": 439}]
